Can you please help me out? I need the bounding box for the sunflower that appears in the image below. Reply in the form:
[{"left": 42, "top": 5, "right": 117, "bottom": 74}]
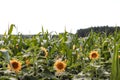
[
  {"left": 54, "top": 60, "right": 67, "bottom": 72},
  {"left": 8, "top": 59, "right": 22, "bottom": 72},
  {"left": 40, "top": 47, "right": 48, "bottom": 57},
  {"left": 89, "top": 51, "right": 99, "bottom": 60},
  {"left": 25, "top": 59, "right": 30, "bottom": 66}
]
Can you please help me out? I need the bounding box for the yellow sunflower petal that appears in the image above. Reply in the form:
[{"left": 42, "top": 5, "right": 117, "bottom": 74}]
[
  {"left": 89, "top": 51, "right": 99, "bottom": 60},
  {"left": 8, "top": 59, "right": 22, "bottom": 72},
  {"left": 40, "top": 47, "right": 48, "bottom": 57},
  {"left": 54, "top": 60, "right": 67, "bottom": 72}
]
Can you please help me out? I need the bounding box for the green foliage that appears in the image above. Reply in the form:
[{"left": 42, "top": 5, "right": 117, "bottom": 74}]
[
  {"left": 111, "top": 28, "right": 120, "bottom": 80},
  {"left": 77, "top": 26, "right": 120, "bottom": 37},
  {"left": 8, "top": 24, "right": 15, "bottom": 35},
  {"left": 0, "top": 24, "right": 120, "bottom": 79}
]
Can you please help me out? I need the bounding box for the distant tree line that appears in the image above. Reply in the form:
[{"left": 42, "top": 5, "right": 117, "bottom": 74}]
[{"left": 76, "top": 26, "right": 120, "bottom": 37}]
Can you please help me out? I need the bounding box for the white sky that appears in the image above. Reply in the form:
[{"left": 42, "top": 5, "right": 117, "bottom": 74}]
[{"left": 0, "top": 0, "right": 120, "bottom": 34}]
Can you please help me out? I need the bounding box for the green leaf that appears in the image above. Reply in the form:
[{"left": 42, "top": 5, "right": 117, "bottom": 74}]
[
  {"left": 0, "top": 49, "right": 10, "bottom": 63},
  {"left": 8, "top": 24, "right": 15, "bottom": 35},
  {"left": 42, "top": 26, "right": 44, "bottom": 34}
]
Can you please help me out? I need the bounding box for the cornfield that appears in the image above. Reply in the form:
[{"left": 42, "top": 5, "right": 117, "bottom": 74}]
[{"left": 0, "top": 24, "right": 120, "bottom": 80}]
